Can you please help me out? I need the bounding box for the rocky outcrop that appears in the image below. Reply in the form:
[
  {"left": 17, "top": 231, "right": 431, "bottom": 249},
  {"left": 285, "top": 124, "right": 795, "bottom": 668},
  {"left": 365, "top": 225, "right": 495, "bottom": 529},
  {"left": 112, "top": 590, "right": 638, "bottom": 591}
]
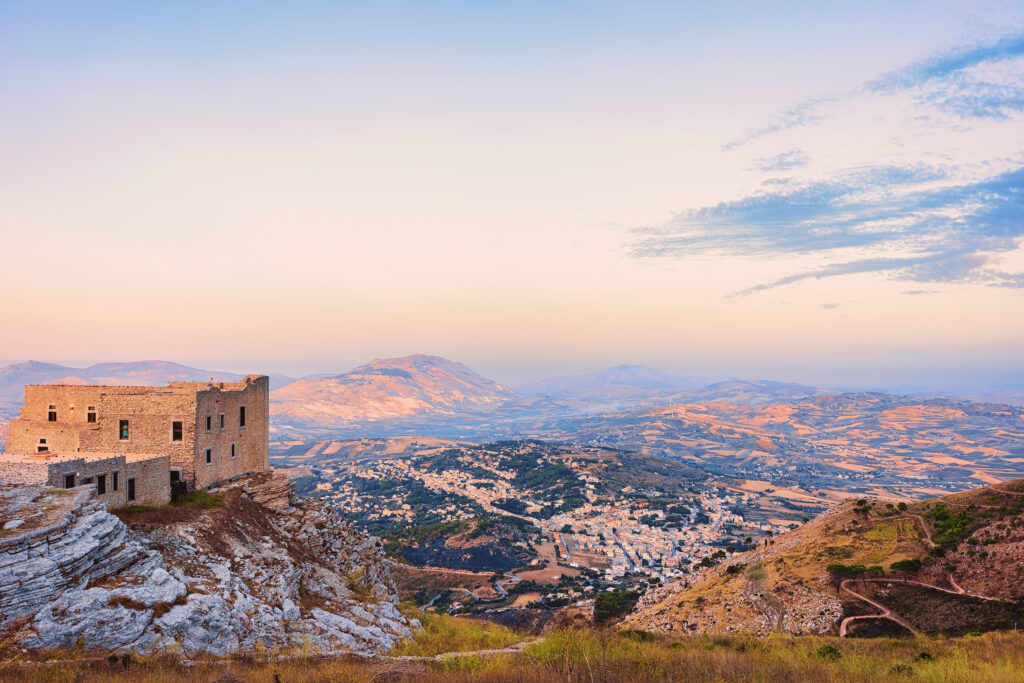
[
  {"left": 0, "top": 474, "right": 417, "bottom": 657},
  {"left": 0, "top": 486, "right": 158, "bottom": 627}
]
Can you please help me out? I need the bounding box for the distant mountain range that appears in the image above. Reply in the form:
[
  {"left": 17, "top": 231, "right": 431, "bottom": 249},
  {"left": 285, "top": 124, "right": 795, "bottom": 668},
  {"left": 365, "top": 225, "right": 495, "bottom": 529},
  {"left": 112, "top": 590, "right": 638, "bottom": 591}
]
[
  {"left": 516, "top": 364, "right": 705, "bottom": 401},
  {"left": 0, "top": 356, "right": 1020, "bottom": 442}
]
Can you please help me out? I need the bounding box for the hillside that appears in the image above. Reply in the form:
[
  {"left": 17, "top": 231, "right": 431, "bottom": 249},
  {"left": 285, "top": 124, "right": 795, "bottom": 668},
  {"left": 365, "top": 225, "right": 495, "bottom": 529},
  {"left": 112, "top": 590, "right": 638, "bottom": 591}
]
[
  {"left": 623, "top": 479, "right": 1024, "bottom": 637},
  {"left": 270, "top": 355, "right": 516, "bottom": 427},
  {"left": 531, "top": 392, "right": 1024, "bottom": 497}
]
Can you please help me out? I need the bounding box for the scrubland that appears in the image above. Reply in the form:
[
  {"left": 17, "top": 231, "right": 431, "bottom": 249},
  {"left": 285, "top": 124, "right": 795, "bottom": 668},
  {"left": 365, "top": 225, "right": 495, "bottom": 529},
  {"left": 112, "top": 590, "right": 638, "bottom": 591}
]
[{"left": 4, "top": 618, "right": 1024, "bottom": 682}]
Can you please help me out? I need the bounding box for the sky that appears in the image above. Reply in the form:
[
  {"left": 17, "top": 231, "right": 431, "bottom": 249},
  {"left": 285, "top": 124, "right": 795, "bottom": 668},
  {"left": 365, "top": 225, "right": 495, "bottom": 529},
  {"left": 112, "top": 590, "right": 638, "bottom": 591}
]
[{"left": 1, "top": 1, "right": 1022, "bottom": 388}]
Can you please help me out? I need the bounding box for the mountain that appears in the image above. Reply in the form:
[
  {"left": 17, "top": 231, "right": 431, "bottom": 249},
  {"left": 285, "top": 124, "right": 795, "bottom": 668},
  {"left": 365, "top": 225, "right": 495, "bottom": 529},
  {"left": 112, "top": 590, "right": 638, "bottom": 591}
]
[
  {"left": 671, "top": 379, "right": 828, "bottom": 405},
  {"left": 270, "top": 354, "right": 516, "bottom": 426},
  {"left": 517, "top": 364, "right": 704, "bottom": 401},
  {"left": 624, "top": 479, "right": 1024, "bottom": 637},
  {"left": 0, "top": 360, "right": 297, "bottom": 412}
]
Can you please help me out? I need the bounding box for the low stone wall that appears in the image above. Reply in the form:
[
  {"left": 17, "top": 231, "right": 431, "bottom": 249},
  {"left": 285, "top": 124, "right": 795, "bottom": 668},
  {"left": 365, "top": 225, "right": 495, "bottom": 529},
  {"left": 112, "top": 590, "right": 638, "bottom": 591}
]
[
  {"left": 0, "top": 460, "right": 48, "bottom": 485},
  {"left": 125, "top": 455, "right": 171, "bottom": 507}
]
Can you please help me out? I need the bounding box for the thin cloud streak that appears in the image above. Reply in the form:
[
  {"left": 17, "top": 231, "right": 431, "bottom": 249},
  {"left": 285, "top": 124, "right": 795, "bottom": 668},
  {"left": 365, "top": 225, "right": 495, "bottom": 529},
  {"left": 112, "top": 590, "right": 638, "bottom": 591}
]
[{"left": 726, "top": 30, "right": 1024, "bottom": 148}]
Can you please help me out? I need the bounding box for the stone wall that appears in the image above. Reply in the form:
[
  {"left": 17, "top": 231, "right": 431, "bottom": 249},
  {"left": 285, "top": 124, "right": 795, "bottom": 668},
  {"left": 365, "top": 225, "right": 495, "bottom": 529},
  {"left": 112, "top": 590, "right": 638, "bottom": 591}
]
[
  {"left": 0, "top": 460, "right": 48, "bottom": 485},
  {"left": 191, "top": 376, "right": 269, "bottom": 488},
  {"left": 44, "top": 456, "right": 129, "bottom": 507},
  {"left": 125, "top": 455, "right": 171, "bottom": 506},
  {"left": 7, "top": 421, "right": 86, "bottom": 454}
]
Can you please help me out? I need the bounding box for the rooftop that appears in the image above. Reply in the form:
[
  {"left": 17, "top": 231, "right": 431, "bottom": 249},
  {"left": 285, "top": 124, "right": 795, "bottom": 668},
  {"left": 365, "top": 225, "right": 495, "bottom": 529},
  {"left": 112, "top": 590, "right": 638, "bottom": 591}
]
[{"left": 24, "top": 375, "right": 267, "bottom": 395}]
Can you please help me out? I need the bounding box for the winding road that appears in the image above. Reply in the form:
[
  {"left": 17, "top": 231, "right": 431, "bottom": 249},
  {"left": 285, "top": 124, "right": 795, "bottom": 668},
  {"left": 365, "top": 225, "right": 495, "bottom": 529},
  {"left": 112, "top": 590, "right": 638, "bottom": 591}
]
[
  {"left": 838, "top": 579, "right": 917, "bottom": 637},
  {"left": 838, "top": 575, "right": 1014, "bottom": 637}
]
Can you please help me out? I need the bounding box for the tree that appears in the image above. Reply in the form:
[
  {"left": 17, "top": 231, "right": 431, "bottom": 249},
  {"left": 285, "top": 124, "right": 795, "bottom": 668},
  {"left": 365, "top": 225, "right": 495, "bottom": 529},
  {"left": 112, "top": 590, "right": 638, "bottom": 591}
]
[
  {"left": 890, "top": 558, "right": 923, "bottom": 581},
  {"left": 897, "top": 502, "right": 908, "bottom": 511},
  {"left": 593, "top": 590, "right": 640, "bottom": 624},
  {"left": 826, "top": 563, "right": 851, "bottom": 592}
]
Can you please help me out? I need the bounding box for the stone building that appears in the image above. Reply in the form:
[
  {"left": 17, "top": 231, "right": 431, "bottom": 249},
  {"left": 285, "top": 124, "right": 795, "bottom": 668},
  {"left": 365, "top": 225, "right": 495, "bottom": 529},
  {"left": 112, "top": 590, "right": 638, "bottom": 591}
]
[
  {"left": 4, "top": 376, "right": 269, "bottom": 490},
  {"left": 0, "top": 452, "right": 170, "bottom": 506}
]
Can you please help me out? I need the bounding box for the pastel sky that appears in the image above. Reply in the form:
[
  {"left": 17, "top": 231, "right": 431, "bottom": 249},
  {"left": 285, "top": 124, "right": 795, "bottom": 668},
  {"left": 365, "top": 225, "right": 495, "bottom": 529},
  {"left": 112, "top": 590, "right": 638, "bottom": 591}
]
[{"left": 1, "top": 1, "right": 1022, "bottom": 387}]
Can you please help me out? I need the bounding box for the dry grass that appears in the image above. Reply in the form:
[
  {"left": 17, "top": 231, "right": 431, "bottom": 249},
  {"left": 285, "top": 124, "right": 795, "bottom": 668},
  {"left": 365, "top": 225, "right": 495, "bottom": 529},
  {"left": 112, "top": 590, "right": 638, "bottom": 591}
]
[
  {"left": 390, "top": 608, "right": 528, "bottom": 657},
  {"left": 2, "top": 629, "right": 1024, "bottom": 682}
]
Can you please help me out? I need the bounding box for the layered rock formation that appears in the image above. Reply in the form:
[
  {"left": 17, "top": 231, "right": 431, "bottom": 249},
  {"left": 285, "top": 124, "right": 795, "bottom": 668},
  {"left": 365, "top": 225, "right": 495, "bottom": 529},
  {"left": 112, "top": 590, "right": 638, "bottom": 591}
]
[{"left": 0, "top": 472, "right": 416, "bottom": 656}]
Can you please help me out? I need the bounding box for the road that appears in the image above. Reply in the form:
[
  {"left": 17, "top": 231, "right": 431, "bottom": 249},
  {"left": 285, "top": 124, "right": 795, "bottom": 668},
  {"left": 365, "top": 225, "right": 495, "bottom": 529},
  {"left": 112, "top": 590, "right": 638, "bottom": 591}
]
[
  {"left": 838, "top": 579, "right": 917, "bottom": 637},
  {"left": 838, "top": 575, "right": 1014, "bottom": 637}
]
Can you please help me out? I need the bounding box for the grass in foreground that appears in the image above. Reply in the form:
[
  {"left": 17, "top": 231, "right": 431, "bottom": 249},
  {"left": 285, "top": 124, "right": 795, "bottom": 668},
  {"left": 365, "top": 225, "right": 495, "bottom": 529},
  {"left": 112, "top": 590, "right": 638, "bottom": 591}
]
[
  {"left": 3, "top": 629, "right": 1024, "bottom": 682},
  {"left": 390, "top": 608, "right": 527, "bottom": 657}
]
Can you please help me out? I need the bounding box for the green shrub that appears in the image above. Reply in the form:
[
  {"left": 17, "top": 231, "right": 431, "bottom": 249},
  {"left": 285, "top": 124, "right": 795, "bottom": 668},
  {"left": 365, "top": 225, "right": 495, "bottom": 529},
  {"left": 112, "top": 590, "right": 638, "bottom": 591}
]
[
  {"left": 594, "top": 589, "right": 641, "bottom": 624},
  {"left": 815, "top": 643, "right": 842, "bottom": 660}
]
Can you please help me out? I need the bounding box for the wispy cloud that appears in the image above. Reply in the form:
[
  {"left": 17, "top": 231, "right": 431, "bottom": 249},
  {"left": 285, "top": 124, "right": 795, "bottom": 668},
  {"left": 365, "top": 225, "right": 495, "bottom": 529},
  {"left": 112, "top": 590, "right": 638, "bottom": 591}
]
[
  {"left": 726, "top": 31, "right": 1024, "bottom": 147},
  {"left": 863, "top": 33, "right": 1024, "bottom": 94},
  {"left": 753, "top": 150, "right": 810, "bottom": 172},
  {"left": 631, "top": 165, "right": 1024, "bottom": 295},
  {"left": 638, "top": 30, "right": 1024, "bottom": 297}
]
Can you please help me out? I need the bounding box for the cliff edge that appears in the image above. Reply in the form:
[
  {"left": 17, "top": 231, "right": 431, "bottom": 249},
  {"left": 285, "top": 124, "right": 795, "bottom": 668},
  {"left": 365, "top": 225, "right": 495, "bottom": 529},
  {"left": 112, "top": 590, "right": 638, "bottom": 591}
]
[{"left": 0, "top": 471, "right": 417, "bottom": 656}]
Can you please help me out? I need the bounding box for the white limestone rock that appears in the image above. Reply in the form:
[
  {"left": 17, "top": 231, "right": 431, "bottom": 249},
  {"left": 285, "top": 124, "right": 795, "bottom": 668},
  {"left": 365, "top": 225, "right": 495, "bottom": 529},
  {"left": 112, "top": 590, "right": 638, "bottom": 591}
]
[{"left": 2, "top": 477, "right": 415, "bottom": 658}]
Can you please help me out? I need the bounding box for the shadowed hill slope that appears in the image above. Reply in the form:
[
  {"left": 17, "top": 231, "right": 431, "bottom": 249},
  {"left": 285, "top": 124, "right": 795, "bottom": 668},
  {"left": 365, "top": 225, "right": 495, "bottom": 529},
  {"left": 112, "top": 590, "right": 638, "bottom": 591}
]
[{"left": 624, "top": 479, "right": 1024, "bottom": 637}]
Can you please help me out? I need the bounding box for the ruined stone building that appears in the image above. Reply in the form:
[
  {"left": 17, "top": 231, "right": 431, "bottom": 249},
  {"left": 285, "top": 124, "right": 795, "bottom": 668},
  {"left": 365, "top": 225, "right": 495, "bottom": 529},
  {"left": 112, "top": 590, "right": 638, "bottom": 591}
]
[{"left": 1, "top": 376, "right": 269, "bottom": 505}]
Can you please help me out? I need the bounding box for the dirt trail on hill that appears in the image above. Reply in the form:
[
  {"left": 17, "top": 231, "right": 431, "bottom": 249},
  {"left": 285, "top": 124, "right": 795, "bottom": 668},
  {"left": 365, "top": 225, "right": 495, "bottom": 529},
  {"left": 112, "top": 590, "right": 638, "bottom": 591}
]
[
  {"left": 903, "top": 513, "right": 938, "bottom": 548},
  {"left": 839, "top": 580, "right": 916, "bottom": 637},
  {"left": 839, "top": 574, "right": 1015, "bottom": 637}
]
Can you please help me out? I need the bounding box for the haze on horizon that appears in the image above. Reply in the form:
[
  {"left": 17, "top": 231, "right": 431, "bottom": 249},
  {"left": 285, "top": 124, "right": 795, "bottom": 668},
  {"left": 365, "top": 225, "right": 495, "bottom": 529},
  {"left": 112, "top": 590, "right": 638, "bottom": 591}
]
[{"left": 1, "top": 1, "right": 1022, "bottom": 390}]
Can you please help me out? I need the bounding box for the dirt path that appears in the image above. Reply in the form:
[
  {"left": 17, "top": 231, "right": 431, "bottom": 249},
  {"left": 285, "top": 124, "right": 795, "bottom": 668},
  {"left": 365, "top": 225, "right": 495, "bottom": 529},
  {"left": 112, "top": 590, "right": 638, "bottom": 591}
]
[
  {"left": 838, "top": 579, "right": 917, "bottom": 637},
  {"left": 902, "top": 513, "right": 938, "bottom": 548},
  {"left": 839, "top": 573, "right": 1015, "bottom": 637}
]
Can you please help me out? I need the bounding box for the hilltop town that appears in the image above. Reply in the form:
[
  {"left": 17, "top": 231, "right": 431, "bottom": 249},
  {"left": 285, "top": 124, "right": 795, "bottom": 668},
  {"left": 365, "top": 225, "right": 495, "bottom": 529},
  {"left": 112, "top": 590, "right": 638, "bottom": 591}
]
[{"left": 271, "top": 438, "right": 819, "bottom": 620}]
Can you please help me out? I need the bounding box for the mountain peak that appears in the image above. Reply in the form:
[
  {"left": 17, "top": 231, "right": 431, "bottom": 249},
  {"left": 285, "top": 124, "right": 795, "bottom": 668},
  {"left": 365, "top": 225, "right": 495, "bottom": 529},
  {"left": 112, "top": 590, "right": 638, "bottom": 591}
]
[{"left": 272, "top": 355, "right": 512, "bottom": 425}]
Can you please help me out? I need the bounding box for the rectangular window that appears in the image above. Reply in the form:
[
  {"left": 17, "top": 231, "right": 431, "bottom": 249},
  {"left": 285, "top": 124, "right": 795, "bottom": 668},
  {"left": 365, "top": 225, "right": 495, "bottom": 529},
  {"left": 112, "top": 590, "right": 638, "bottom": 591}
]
[
  {"left": 97, "top": 474, "right": 106, "bottom": 495},
  {"left": 239, "top": 406, "right": 246, "bottom": 428},
  {"left": 37, "top": 445, "right": 48, "bottom": 453},
  {"left": 205, "top": 414, "right": 212, "bottom": 432},
  {"left": 119, "top": 420, "right": 129, "bottom": 440},
  {"left": 64, "top": 473, "right": 75, "bottom": 488},
  {"left": 127, "top": 477, "right": 136, "bottom": 502},
  {"left": 231, "top": 443, "right": 236, "bottom": 459},
  {"left": 172, "top": 421, "right": 183, "bottom": 441},
  {"left": 205, "top": 448, "right": 212, "bottom": 465},
  {"left": 48, "top": 405, "right": 57, "bottom": 422},
  {"left": 219, "top": 413, "right": 225, "bottom": 430},
  {"left": 113, "top": 472, "right": 119, "bottom": 491},
  {"left": 170, "top": 470, "right": 180, "bottom": 483},
  {"left": 87, "top": 407, "right": 96, "bottom": 423}
]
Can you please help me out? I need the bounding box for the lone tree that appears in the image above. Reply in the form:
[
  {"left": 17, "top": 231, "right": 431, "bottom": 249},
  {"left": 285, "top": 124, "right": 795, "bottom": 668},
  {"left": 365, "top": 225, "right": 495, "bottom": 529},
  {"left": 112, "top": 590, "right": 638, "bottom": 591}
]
[
  {"left": 890, "top": 558, "right": 923, "bottom": 582},
  {"left": 826, "top": 563, "right": 852, "bottom": 592}
]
